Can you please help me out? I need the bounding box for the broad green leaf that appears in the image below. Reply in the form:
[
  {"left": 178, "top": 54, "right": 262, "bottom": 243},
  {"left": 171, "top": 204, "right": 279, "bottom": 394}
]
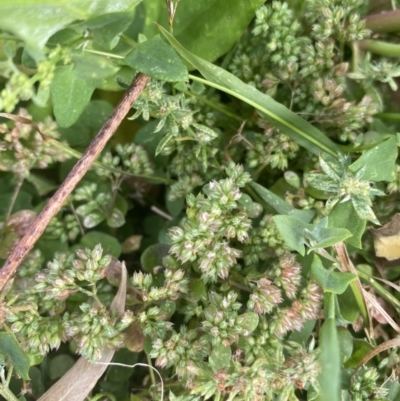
[
  {"left": 306, "top": 220, "right": 352, "bottom": 250},
  {"left": 311, "top": 254, "right": 356, "bottom": 294},
  {"left": 51, "top": 65, "right": 98, "bottom": 128},
  {"left": 142, "top": 0, "right": 264, "bottom": 63},
  {"left": 71, "top": 54, "right": 119, "bottom": 81},
  {"left": 273, "top": 215, "right": 352, "bottom": 256},
  {"left": 209, "top": 343, "right": 232, "bottom": 373},
  {"left": 237, "top": 312, "right": 259, "bottom": 333},
  {"left": 337, "top": 327, "right": 353, "bottom": 364},
  {"left": 159, "top": 25, "right": 341, "bottom": 158},
  {"left": 82, "top": 212, "right": 105, "bottom": 228},
  {"left": 125, "top": 36, "right": 188, "bottom": 82},
  {"left": 337, "top": 287, "right": 360, "bottom": 323},
  {"left": 80, "top": 231, "right": 122, "bottom": 258},
  {"left": 0, "top": 0, "right": 142, "bottom": 59},
  {"left": 48, "top": 355, "right": 75, "bottom": 380},
  {"left": 26, "top": 173, "right": 58, "bottom": 196},
  {"left": 249, "top": 182, "right": 315, "bottom": 223},
  {"left": 106, "top": 208, "right": 126, "bottom": 228},
  {"left": 75, "top": 11, "right": 135, "bottom": 50},
  {"left": 328, "top": 201, "right": 366, "bottom": 249},
  {"left": 317, "top": 318, "right": 340, "bottom": 401},
  {"left": 0, "top": 332, "right": 30, "bottom": 380},
  {"left": 344, "top": 339, "right": 374, "bottom": 368},
  {"left": 140, "top": 243, "right": 170, "bottom": 272},
  {"left": 288, "top": 319, "right": 316, "bottom": 345},
  {"left": 349, "top": 136, "right": 398, "bottom": 182},
  {"left": 59, "top": 100, "right": 113, "bottom": 147}
]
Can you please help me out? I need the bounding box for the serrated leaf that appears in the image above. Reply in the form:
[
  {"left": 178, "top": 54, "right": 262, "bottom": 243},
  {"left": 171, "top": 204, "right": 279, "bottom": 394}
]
[
  {"left": 159, "top": 25, "right": 341, "bottom": 158},
  {"left": 349, "top": 136, "right": 398, "bottom": 182},
  {"left": 311, "top": 254, "right": 356, "bottom": 294},
  {"left": 125, "top": 35, "right": 188, "bottom": 82},
  {"left": 0, "top": 332, "right": 30, "bottom": 380},
  {"left": 155, "top": 130, "right": 175, "bottom": 156},
  {"left": 51, "top": 65, "right": 98, "bottom": 128}
]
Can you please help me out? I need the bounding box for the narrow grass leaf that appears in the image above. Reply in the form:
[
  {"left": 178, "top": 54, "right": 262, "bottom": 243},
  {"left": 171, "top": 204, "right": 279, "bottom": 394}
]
[{"left": 159, "top": 25, "right": 341, "bottom": 158}]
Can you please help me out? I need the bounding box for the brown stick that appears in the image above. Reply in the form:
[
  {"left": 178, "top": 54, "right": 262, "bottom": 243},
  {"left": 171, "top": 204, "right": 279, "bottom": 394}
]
[{"left": 0, "top": 73, "right": 150, "bottom": 291}]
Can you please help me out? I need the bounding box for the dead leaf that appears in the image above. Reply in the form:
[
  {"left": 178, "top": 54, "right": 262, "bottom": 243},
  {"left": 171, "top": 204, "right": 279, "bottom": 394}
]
[
  {"left": 371, "top": 213, "right": 400, "bottom": 261},
  {"left": 38, "top": 262, "right": 127, "bottom": 401}
]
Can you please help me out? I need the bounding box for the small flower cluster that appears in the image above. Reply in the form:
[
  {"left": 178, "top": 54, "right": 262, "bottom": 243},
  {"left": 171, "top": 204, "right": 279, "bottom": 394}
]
[
  {"left": 0, "top": 44, "right": 70, "bottom": 112},
  {"left": 150, "top": 326, "right": 210, "bottom": 376},
  {"left": 132, "top": 268, "right": 188, "bottom": 302},
  {"left": 0, "top": 109, "right": 70, "bottom": 178},
  {"left": 5, "top": 244, "right": 134, "bottom": 361},
  {"left": 169, "top": 163, "right": 252, "bottom": 282},
  {"left": 62, "top": 303, "right": 133, "bottom": 360},
  {"left": 45, "top": 212, "right": 81, "bottom": 243},
  {"left": 305, "top": 0, "right": 370, "bottom": 43},
  {"left": 72, "top": 183, "right": 124, "bottom": 228},
  {"left": 96, "top": 143, "right": 154, "bottom": 179},
  {"left": 34, "top": 245, "right": 111, "bottom": 300},
  {"left": 350, "top": 366, "right": 389, "bottom": 401}
]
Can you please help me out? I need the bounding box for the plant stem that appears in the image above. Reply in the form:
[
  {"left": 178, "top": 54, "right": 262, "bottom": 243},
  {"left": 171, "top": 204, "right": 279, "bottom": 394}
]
[
  {"left": 0, "top": 384, "right": 18, "bottom": 401},
  {"left": 146, "top": 353, "right": 156, "bottom": 385},
  {"left": 359, "top": 40, "right": 400, "bottom": 57},
  {"left": 375, "top": 113, "right": 400, "bottom": 121},
  {"left": 83, "top": 48, "right": 125, "bottom": 59},
  {"left": 5, "top": 176, "right": 23, "bottom": 220},
  {"left": 364, "top": 9, "right": 400, "bottom": 33},
  {"left": 0, "top": 73, "right": 150, "bottom": 292},
  {"left": 356, "top": 269, "right": 400, "bottom": 310},
  {"left": 178, "top": 87, "right": 242, "bottom": 122}
]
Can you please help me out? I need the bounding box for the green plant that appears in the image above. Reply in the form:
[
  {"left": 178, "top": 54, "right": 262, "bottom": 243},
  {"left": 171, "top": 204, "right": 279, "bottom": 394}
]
[{"left": 0, "top": 1, "right": 400, "bottom": 401}]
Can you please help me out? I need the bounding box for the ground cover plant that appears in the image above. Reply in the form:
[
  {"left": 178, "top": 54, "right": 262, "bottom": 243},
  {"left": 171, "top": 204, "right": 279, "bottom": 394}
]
[{"left": 0, "top": 0, "right": 400, "bottom": 400}]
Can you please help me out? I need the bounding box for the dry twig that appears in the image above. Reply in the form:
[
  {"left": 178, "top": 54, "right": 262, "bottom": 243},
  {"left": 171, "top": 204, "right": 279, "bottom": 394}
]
[{"left": 0, "top": 73, "right": 150, "bottom": 291}]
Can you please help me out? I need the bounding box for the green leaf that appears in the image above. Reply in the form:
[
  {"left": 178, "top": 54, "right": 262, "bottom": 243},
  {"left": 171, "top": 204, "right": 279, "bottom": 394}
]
[
  {"left": 328, "top": 201, "right": 366, "bottom": 249},
  {"left": 344, "top": 339, "right": 374, "bottom": 368},
  {"left": 142, "top": 0, "right": 264, "bottom": 64},
  {"left": 159, "top": 25, "right": 341, "bottom": 158},
  {"left": 0, "top": 0, "right": 142, "bottom": 59},
  {"left": 71, "top": 54, "right": 119, "bottom": 81},
  {"left": 0, "top": 332, "right": 30, "bottom": 380},
  {"left": 106, "top": 208, "right": 126, "bottom": 228},
  {"left": 209, "top": 343, "right": 232, "bottom": 373},
  {"left": 26, "top": 173, "right": 58, "bottom": 196},
  {"left": 80, "top": 231, "right": 122, "bottom": 258},
  {"left": 249, "top": 182, "right": 315, "bottom": 223},
  {"left": 317, "top": 318, "right": 340, "bottom": 401},
  {"left": 288, "top": 319, "right": 316, "bottom": 345},
  {"left": 311, "top": 254, "right": 356, "bottom": 294},
  {"left": 337, "top": 287, "right": 360, "bottom": 323},
  {"left": 76, "top": 11, "right": 135, "bottom": 50},
  {"left": 273, "top": 215, "right": 308, "bottom": 255},
  {"left": 273, "top": 216, "right": 352, "bottom": 255},
  {"left": 51, "top": 65, "right": 98, "bottom": 128},
  {"left": 48, "top": 354, "right": 75, "bottom": 380},
  {"left": 337, "top": 327, "right": 353, "bottom": 364},
  {"left": 82, "top": 212, "right": 105, "bottom": 228},
  {"left": 140, "top": 243, "right": 170, "bottom": 272},
  {"left": 349, "top": 136, "right": 398, "bottom": 182},
  {"left": 236, "top": 312, "right": 259, "bottom": 333},
  {"left": 125, "top": 35, "right": 188, "bottom": 82}
]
